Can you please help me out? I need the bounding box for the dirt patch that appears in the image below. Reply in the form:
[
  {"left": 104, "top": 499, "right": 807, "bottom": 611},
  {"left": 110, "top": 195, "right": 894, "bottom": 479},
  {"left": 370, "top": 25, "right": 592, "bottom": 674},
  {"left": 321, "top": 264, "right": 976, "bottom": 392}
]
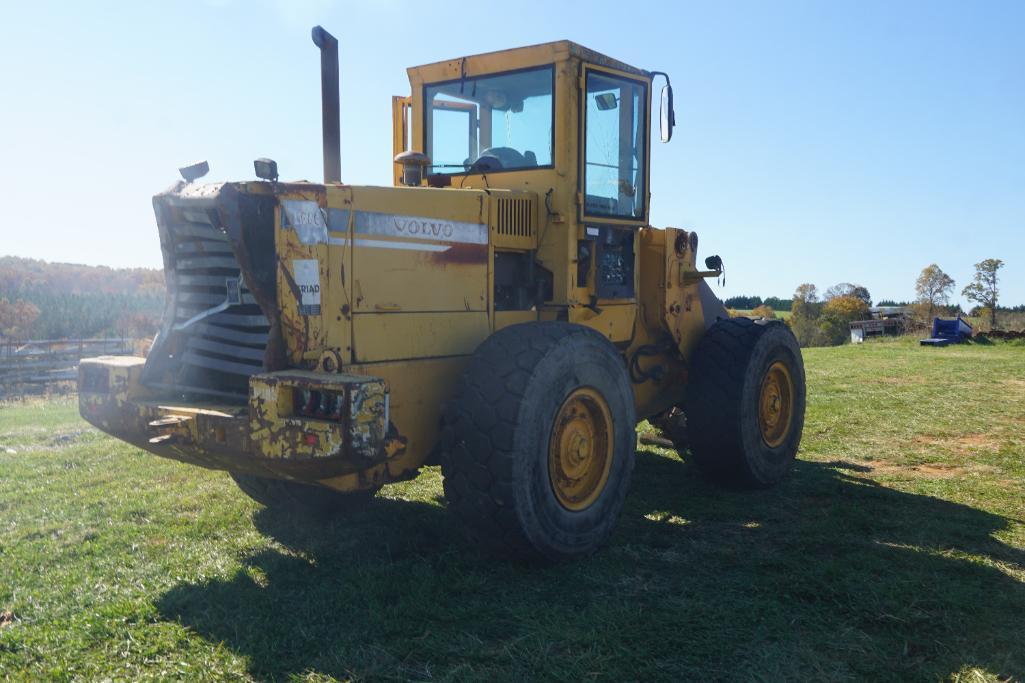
[
  {"left": 912, "top": 433, "right": 1001, "bottom": 455},
  {"left": 0, "top": 610, "right": 16, "bottom": 628},
  {"left": 911, "top": 463, "right": 992, "bottom": 479},
  {"left": 830, "top": 458, "right": 996, "bottom": 480}
]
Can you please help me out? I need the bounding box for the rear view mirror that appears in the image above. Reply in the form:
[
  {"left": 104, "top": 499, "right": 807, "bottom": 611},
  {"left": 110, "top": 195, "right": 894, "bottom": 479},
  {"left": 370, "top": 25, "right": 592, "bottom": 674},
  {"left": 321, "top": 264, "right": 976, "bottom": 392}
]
[
  {"left": 595, "top": 93, "right": 618, "bottom": 111},
  {"left": 660, "top": 84, "right": 675, "bottom": 143}
]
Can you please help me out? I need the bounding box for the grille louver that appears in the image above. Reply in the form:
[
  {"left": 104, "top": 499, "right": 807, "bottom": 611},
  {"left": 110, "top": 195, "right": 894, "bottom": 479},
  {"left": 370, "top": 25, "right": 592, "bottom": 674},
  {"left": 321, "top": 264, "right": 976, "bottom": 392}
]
[
  {"left": 155, "top": 207, "right": 269, "bottom": 399},
  {"left": 491, "top": 194, "right": 538, "bottom": 249}
]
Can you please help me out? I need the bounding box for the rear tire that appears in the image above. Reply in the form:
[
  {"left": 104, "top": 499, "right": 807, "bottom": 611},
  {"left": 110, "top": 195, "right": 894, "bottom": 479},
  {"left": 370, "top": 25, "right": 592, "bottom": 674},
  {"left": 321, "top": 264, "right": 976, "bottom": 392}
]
[
  {"left": 683, "top": 317, "right": 805, "bottom": 487},
  {"left": 440, "top": 322, "right": 636, "bottom": 562},
  {"left": 230, "top": 473, "right": 379, "bottom": 515}
]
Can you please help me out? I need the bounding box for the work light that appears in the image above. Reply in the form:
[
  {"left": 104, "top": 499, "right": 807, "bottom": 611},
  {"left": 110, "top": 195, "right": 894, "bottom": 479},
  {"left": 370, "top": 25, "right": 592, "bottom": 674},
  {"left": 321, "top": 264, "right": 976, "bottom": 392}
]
[{"left": 254, "top": 158, "right": 279, "bottom": 182}]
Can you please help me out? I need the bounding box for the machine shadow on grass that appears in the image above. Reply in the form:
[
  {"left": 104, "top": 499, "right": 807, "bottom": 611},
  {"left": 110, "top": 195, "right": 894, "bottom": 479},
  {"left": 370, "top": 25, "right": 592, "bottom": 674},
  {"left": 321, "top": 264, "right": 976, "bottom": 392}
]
[{"left": 156, "top": 451, "right": 1025, "bottom": 681}]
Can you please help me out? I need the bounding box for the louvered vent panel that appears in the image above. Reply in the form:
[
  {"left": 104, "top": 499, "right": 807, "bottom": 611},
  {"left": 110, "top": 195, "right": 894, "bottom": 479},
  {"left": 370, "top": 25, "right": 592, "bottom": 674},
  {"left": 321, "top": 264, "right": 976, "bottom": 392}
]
[{"left": 492, "top": 196, "right": 537, "bottom": 248}]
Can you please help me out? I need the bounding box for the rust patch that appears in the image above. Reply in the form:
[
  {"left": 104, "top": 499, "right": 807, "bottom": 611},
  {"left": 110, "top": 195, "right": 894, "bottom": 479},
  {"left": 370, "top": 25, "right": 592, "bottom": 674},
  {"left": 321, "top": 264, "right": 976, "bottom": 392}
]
[{"left": 430, "top": 242, "right": 487, "bottom": 265}]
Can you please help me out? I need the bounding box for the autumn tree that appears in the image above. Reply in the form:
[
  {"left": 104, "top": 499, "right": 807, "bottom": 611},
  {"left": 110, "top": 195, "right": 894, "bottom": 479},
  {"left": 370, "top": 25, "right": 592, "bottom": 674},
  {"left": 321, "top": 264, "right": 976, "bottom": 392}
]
[
  {"left": 822, "top": 295, "right": 870, "bottom": 322},
  {"left": 914, "top": 264, "right": 955, "bottom": 320},
  {"left": 814, "top": 295, "right": 870, "bottom": 345},
  {"left": 0, "top": 298, "right": 41, "bottom": 339},
  {"left": 962, "top": 259, "right": 1004, "bottom": 328},
  {"left": 751, "top": 304, "right": 776, "bottom": 319}
]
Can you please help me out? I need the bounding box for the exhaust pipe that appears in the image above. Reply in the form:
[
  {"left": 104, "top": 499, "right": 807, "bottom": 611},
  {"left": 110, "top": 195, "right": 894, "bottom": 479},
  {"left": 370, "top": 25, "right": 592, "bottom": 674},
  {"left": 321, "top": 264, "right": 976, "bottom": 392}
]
[{"left": 311, "top": 26, "right": 341, "bottom": 184}]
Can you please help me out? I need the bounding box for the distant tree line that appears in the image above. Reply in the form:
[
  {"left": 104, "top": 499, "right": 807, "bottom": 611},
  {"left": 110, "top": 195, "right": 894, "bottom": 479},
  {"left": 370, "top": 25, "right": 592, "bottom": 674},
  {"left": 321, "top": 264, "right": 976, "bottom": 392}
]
[
  {"left": 0, "top": 256, "right": 164, "bottom": 340},
  {"left": 777, "top": 258, "right": 1016, "bottom": 348},
  {"left": 723, "top": 295, "right": 791, "bottom": 311}
]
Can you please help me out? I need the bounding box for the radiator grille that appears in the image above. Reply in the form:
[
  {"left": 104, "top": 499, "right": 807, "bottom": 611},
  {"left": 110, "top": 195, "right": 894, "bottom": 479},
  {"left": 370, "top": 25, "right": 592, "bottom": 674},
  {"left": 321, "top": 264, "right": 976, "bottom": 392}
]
[{"left": 155, "top": 206, "right": 269, "bottom": 399}]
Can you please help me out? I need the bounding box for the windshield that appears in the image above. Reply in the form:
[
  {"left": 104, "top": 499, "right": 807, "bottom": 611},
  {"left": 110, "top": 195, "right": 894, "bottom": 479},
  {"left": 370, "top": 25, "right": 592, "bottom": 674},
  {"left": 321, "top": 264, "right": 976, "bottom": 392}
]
[{"left": 425, "top": 66, "right": 554, "bottom": 175}]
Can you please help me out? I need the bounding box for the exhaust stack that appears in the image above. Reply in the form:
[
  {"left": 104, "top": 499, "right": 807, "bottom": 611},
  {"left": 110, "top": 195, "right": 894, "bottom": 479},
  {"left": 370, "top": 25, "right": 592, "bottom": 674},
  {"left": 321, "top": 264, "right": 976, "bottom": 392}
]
[{"left": 311, "top": 25, "right": 341, "bottom": 184}]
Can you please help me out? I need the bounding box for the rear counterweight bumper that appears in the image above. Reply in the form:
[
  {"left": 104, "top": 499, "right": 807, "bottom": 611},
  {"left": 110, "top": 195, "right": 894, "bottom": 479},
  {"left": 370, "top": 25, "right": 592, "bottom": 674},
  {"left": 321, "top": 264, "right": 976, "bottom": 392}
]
[{"left": 78, "top": 356, "right": 403, "bottom": 486}]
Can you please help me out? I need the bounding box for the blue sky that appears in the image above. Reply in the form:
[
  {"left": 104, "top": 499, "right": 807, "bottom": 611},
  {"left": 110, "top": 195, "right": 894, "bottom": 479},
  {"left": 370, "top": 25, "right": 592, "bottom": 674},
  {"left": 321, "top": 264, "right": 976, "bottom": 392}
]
[{"left": 1, "top": 0, "right": 1022, "bottom": 307}]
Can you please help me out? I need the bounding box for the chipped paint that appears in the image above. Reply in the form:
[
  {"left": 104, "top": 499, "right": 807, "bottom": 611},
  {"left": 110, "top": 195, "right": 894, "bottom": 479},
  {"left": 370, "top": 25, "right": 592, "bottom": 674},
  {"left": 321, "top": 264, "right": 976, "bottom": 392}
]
[{"left": 79, "top": 358, "right": 404, "bottom": 487}]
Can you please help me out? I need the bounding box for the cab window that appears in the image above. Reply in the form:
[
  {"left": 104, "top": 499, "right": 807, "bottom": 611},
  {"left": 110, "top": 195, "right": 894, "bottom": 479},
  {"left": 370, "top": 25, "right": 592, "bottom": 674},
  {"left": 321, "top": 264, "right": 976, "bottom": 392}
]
[
  {"left": 584, "top": 72, "right": 647, "bottom": 219},
  {"left": 425, "top": 66, "right": 554, "bottom": 174}
]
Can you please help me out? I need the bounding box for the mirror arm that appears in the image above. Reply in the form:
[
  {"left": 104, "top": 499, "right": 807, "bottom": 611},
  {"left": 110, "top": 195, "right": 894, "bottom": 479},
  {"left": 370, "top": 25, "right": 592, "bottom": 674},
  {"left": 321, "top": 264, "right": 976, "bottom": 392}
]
[{"left": 650, "top": 70, "right": 672, "bottom": 87}]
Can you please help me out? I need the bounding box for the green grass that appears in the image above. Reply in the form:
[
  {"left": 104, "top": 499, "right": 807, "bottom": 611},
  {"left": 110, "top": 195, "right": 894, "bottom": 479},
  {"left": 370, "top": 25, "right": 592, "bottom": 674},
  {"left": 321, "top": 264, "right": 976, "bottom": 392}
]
[
  {"left": 735, "top": 308, "right": 792, "bottom": 320},
  {"left": 1, "top": 337, "right": 1023, "bottom": 681}
]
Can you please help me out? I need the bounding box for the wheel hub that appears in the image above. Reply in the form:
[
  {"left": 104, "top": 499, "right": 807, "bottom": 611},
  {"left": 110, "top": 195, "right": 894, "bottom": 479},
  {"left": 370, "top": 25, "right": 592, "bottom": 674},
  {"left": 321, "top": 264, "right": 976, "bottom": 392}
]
[
  {"left": 758, "top": 361, "right": 794, "bottom": 448},
  {"left": 548, "top": 388, "right": 613, "bottom": 511}
]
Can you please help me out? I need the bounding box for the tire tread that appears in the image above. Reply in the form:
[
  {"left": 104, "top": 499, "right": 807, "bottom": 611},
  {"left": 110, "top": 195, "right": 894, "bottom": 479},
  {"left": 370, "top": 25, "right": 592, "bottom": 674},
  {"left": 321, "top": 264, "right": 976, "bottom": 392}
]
[{"left": 441, "top": 322, "right": 632, "bottom": 559}]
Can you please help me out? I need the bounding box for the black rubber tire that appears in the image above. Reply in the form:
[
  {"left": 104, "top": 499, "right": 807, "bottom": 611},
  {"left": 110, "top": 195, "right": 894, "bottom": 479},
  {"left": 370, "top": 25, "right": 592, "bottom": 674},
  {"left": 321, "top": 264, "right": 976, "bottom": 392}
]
[
  {"left": 229, "top": 472, "right": 379, "bottom": 516},
  {"left": 683, "top": 317, "right": 806, "bottom": 487},
  {"left": 440, "top": 321, "right": 636, "bottom": 562}
]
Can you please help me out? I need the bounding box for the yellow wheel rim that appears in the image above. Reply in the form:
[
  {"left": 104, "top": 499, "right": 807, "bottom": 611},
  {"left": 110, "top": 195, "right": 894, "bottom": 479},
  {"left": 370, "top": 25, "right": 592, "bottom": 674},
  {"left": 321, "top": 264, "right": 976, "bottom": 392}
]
[
  {"left": 548, "top": 387, "right": 614, "bottom": 511},
  {"left": 758, "top": 361, "right": 794, "bottom": 448}
]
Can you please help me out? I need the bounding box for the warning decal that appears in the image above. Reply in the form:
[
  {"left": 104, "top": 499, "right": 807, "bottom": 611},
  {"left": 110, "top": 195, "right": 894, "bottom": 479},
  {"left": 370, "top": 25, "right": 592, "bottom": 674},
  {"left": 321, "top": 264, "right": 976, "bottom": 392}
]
[{"left": 292, "top": 259, "right": 321, "bottom": 315}]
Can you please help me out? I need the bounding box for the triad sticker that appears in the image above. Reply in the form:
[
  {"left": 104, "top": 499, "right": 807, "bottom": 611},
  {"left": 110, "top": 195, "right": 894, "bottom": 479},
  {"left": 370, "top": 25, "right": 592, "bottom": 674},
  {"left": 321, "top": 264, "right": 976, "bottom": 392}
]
[{"left": 292, "top": 259, "right": 321, "bottom": 315}]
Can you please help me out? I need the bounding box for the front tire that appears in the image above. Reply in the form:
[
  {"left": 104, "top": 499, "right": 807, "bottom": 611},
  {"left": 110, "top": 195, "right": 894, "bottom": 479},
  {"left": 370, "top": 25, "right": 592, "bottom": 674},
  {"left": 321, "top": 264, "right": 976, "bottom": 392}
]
[
  {"left": 440, "top": 322, "right": 636, "bottom": 562},
  {"left": 683, "top": 317, "right": 806, "bottom": 487}
]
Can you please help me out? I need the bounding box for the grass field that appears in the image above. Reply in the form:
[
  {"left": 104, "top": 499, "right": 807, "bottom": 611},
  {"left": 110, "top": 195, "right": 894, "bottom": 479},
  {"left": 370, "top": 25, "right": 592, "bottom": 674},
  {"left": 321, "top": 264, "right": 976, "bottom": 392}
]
[
  {"left": 733, "top": 309, "right": 792, "bottom": 320},
  {"left": 1, "top": 337, "right": 1023, "bottom": 681}
]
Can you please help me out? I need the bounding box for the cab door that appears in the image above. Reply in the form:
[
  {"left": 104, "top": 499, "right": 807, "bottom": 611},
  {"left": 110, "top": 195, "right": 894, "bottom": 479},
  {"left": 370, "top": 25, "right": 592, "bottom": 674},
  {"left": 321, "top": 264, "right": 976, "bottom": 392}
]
[{"left": 572, "top": 64, "right": 653, "bottom": 342}]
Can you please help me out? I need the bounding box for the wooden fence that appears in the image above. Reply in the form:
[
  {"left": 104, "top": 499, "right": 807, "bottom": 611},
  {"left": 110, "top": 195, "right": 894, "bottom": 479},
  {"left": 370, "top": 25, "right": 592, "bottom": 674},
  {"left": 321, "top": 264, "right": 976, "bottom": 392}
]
[{"left": 0, "top": 338, "right": 133, "bottom": 392}]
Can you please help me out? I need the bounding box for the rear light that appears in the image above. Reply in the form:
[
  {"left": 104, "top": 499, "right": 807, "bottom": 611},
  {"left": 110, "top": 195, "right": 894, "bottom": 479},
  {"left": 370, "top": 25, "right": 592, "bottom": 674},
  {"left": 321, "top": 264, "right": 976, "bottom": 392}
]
[{"left": 294, "top": 389, "right": 346, "bottom": 421}]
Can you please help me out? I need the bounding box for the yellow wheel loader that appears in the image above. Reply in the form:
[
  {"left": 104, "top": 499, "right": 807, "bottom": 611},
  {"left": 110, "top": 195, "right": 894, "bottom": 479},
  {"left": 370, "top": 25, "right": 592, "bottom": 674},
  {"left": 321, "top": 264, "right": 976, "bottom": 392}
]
[{"left": 78, "top": 28, "right": 806, "bottom": 561}]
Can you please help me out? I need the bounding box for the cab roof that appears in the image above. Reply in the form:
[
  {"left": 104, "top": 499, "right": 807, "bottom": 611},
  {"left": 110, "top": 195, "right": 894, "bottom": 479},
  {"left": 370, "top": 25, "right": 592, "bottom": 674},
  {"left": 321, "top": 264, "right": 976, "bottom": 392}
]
[{"left": 407, "top": 40, "right": 651, "bottom": 83}]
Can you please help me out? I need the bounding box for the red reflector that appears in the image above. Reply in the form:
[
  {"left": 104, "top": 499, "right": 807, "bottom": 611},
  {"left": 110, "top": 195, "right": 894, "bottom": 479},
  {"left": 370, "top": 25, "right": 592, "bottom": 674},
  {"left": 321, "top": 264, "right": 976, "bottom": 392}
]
[{"left": 304, "top": 433, "right": 319, "bottom": 446}]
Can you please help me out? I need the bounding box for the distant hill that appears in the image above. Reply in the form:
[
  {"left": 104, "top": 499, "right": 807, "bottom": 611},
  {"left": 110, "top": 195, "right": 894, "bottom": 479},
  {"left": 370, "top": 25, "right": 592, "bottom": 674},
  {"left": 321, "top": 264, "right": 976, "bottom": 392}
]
[{"left": 0, "top": 256, "right": 165, "bottom": 340}]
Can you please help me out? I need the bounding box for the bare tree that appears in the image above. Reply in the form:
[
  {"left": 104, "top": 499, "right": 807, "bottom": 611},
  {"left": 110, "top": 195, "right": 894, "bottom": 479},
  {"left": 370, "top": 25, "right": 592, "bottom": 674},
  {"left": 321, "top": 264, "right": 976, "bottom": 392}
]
[
  {"left": 824, "top": 282, "right": 872, "bottom": 306},
  {"left": 793, "top": 283, "right": 818, "bottom": 304},
  {"left": 962, "top": 259, "right": 1004, "bottom": 328},
  {"left": 915, "top": 264, "right": 955, "bottom": 320}
]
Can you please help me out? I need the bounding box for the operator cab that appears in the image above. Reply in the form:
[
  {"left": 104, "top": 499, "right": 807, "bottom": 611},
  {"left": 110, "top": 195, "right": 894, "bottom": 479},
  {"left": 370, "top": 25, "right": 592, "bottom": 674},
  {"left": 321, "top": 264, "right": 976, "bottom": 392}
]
[{"left": 401, "top": 41, "right": 673, "bottom": 227}]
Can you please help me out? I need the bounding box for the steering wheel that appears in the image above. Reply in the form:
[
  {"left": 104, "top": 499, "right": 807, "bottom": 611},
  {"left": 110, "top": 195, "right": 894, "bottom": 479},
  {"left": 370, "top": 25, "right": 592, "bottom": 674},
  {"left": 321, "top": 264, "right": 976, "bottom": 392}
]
[{"left": 472, "top": 146, "right": 527, "bottom": 171}]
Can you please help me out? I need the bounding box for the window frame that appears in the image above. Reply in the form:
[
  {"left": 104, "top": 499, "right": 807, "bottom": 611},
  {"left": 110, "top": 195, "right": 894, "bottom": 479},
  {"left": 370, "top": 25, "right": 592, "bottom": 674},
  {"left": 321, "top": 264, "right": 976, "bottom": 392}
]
[
  {"left": 578, "top": 64, "right": 651, "bottom": 225},
  {"left": 422, "top": 64, "right": 557, "bottom": 177}
]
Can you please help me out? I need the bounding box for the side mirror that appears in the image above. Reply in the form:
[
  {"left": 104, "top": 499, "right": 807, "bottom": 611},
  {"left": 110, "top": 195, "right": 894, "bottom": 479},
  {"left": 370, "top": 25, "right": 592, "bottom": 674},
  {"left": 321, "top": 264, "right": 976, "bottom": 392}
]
[
  {"left": 595, "top": 93, "right": 618, "bottom": 111},
  {"left": 660, "top": 83, "right": 676, "bottom": 143}
]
